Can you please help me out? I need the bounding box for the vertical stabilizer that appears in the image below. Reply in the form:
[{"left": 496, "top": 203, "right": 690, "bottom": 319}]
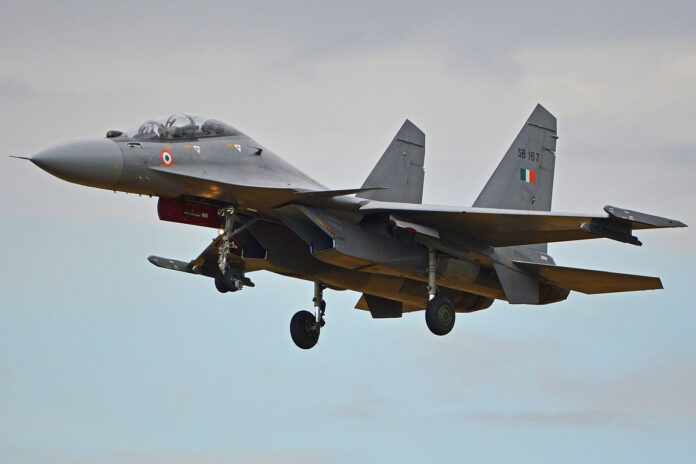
[
  {"left": 357, "top": 120, "right": 425, "bottom": 204},
  {"left": 473, "top": 104, "right": 557, "bottom": 212}
]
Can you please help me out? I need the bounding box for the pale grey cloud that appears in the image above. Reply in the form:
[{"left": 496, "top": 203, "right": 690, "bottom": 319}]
[
  {"left": 538, "top": 353, "right": 696, "bottom": 422},
  {"left": 481, "top": 410, "right": 627, "bottom": 427}
]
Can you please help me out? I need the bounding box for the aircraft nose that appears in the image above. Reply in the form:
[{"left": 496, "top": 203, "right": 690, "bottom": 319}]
[{"left": 32, "top": 138, "right": 124, "bottom": 189}]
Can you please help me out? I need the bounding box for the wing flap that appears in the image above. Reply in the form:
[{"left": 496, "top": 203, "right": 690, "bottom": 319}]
[{"left": 512, "top": 261, "right": 663, "bottom": 294}]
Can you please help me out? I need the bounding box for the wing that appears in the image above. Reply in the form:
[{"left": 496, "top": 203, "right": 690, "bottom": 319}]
[{"left": 360, "top": 202, "right": 686, "bottom": 247}]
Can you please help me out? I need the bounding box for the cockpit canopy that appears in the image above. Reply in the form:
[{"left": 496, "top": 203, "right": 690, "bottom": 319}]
[{"left": 128, "top": 113, "right": 242, "bottom": 141}]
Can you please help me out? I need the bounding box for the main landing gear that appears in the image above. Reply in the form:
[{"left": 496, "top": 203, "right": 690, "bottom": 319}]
[
  {"left": 290, "top": 282, "right": 325, "bottom": 350},
  {"left": 424, "top": 247, "right": 455, "bottom": 336}
]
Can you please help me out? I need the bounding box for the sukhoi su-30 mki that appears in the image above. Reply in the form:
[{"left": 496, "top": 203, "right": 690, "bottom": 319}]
[{"left": 20, "top": 106, "right": 686, "bottom": 349}]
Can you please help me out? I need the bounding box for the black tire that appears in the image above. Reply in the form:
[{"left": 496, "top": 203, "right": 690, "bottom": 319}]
[
  {"left": 290, "top": 310, "right": 320, "bottom": 349},
  {"left": 425, "top": 295, "right": 456, "bottom": 336},
  {"left": 214, "top": 271, "right": 229, "bottom": 293},
  {"left": 223, "top": 268, "right": 242, "bottom": 292}
]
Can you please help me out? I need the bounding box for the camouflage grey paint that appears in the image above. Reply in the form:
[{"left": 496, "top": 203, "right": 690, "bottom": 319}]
[
  {"left": 357, "top": 119, "right": 425, "bottom": 204},
  {"left": 25, "top": 108, "right": 686, "bottom": 318},
  {"left": 474, "top": 104, "right": 557, "bottom": 212}
]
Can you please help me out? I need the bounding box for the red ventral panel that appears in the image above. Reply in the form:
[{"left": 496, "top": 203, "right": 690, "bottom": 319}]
[{"left": 157, "top": 198, "right": 222, "bottom": 229}]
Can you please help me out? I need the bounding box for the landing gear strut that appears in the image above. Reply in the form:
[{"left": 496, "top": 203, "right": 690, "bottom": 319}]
[
  {"left": 217, "top": 206, "right": 236, "bottom": 274},
  {"left": 424, "top": 247, "right": 455, "bottom": 336},
  {"left": 214, "top": 206, "right": 250, "bottom": 293},
  {"left": 290, "top": 282, "right": 325, "bottom": 349}
]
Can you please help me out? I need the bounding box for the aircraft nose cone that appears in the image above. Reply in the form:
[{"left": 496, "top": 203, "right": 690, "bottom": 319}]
[{"left": 32, "top": 138, "right": 124, "bottom": 189}]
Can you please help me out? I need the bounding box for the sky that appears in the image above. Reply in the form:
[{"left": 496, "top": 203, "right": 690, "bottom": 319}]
[{"left": 1, "top": 1, "right": 695, "bottom": 462}]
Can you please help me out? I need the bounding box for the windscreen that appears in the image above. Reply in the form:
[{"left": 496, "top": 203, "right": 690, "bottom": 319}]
[{"left": 129, "top": 113, "right": 241, "bottom": 140}]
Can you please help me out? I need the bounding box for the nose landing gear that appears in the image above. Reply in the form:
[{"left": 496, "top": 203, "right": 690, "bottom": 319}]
[
  {"left": 290, "top": 282, "right": 325, "bottom": 349},
  {"left": 213, "top": 206, "right": 255, "bottom": 294},
  {"left": 214, "top": 267, "right": 251, "bottom": 293}
]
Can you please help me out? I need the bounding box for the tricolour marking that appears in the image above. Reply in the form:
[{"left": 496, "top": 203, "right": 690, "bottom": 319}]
[
  {"left": 234, "top": 144, "right": 242, "bottom": 152},
  {"left": 161, "top": 150, "right": 174, "bottom": 167},
  {"left": 193, "top": 145, "right": 200, "bottom": 153},
  {"left": 520, "top": 168, "right": 536, "bottom": 184}
]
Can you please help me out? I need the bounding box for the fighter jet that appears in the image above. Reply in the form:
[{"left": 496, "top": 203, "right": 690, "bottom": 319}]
[{"left": 20, "top": 106, "right": 686, "bottom": 349}]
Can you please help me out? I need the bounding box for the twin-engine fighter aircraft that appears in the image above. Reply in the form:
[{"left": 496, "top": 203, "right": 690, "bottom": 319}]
[{"left": 21, "top": 107, "right": 686, "bottom": 349}]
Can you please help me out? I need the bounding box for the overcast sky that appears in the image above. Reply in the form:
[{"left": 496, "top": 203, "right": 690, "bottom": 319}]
[{"left": 1, "top": 1, "right": 695, "bottom": 463}]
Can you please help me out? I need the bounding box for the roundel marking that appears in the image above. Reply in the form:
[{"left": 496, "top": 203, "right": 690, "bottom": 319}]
[{"left": 161, "top": 150, "right": 173, "bottom": 167}]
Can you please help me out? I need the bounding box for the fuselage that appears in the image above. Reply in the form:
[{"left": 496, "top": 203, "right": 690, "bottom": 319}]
[
  {"left": 26, "top": 108, "right": 683, "bottom": 348},
  {"left": 30, "top": 113, "right": 568, "bottom": 312}
]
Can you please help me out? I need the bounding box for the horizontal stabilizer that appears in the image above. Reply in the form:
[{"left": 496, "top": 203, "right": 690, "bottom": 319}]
[{"left": 513, "top": 261, "right": 663, "bottom": 294}]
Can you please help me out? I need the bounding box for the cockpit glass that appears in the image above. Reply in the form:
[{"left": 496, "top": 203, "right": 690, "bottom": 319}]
[{"left": 127, "top": 113, "right": 241, "bottom": 140}]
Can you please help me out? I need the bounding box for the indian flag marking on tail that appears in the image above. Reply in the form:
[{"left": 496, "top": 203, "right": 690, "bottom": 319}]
[{"left": 520, "top": 168, "right": 536, "bottom": 184}]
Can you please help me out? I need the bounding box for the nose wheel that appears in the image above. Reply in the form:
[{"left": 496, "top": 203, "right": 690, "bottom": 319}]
[
  {"left": 214, "top": 267, "right": 249, "bottom": 293},
  {"left": 290, "top": 282, "right": 325, "bottom": 349}
]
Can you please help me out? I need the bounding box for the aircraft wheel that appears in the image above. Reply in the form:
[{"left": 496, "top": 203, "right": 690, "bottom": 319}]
[
  {"left": 223, "top": 268, "right": 243, "bottom": 292},
  {"left": 290, "top": 310, "right": 320, "bottom": 349},
  {"left": 214, "top": 271, "right": 229, "bottom": 293},
  {"left": 425, "top": 295, "right": 455, "bottom": 336}
]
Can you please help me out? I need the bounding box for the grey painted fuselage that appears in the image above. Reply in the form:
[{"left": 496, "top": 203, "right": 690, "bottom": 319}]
[{"left": 28, "top": 109, "right": 686, "bottom": 318}]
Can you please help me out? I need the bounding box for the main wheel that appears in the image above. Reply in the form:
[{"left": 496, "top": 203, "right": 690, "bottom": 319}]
[
  {"left": 290, "top": 310, "right": 320, "bottom": 349},
  {"left": 425, "top": 295, "right": 455, "bottom": 336},
  {"left": 214, "top": 271, "right": 229, "bottom": 293}
]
